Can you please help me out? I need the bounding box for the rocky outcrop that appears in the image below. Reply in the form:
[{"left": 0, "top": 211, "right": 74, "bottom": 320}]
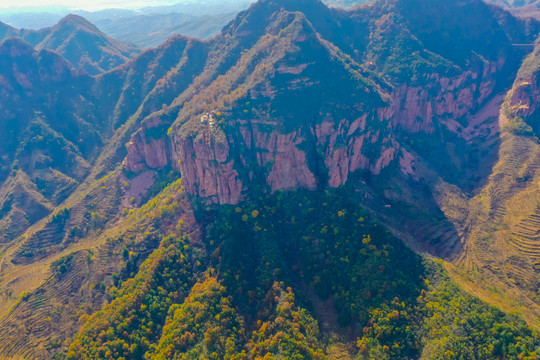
[
  {"left": 316, "top": 117, "right": 398, "bottom": 187},
  {"left": 240, "top": 127, "right": 317, "bottom": 192},
  {"left": 123, "top": 116, "right": 170, "bottom": 173},
  {"left": 508, "top": 66, "right": 540, "bottom": 119},
  {"left": 126, "top": 110, "right": 398, "bottom": 204},
  {"left": 382, "top": 59, "right": 501, "bottom": 134},
  {"left": 172, "top": 133, "right": 243, "bottom": 204},
  {"left": 124, "top": 135, "right": 169, "bottom": 173},
  {"left": 169, "top": 122, "right": 318, "bottom": 204}
]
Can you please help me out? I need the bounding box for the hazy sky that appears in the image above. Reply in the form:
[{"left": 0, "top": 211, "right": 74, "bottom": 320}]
[{"left": 0, "top": 0, "right": 190, "bottom": 12}]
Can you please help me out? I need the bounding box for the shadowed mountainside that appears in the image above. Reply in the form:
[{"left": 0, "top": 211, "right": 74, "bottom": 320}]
[{"left": 0, "top": 37, "right": 103, "bottom": 246}]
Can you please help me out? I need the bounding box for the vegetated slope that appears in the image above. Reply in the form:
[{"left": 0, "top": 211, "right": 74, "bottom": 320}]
[
  {"left": 35, "top": 15, "right": 140, "bottom": 75},
  {"left": 0, "top": 22, "right": 19, "bottom": 39},
  {"left": 448, "top": 39, "right": 540, "bottom": 323},
  {"left": 0, "top": 15, "right": 140, "bottom": 75},
  {"left": 65, "top": 189, "right": 539, "bottom": 360},
  {"left": 0, "top": 37, "right": 104, "bottom": 247},
  {"left": 0, "top": 0, "right": 539, "bottom": 358},
  {"left": 122, "top": 0, "right": 536, "bottom": 257}
]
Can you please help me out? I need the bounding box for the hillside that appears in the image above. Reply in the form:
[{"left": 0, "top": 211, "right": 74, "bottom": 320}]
[
  {"left": 0, "top": 0, "right": 539, "bottom": 358},
  {"left": 449, "top": 38, "right": 540, "bottom": 324},
  {"left": 0, "top": 37, "right": 104, "bottom": 247}
]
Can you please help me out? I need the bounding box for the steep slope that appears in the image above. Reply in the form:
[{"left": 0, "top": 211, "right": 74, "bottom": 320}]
[
  {"left": 446, "top": 39, "right": 540, "bottom": 322},
  {"left": 122, "top": 0, "right": 536, "bottom": 256},
  {"left": 0, "top": 0, "right": 539, "bottom": 358},
  {"left": 0, "top": 37, "right": 104, "bottom": 245}
]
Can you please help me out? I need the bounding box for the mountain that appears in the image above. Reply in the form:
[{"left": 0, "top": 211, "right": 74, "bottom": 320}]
[
  {"left": 0, "top": 37, "right": 110, "bottom": 246},
  {"left": 0, "top": 8, "right": 245, "bottom": 51},
  {"left": 136, "top": 0, "right": 253, "bottom": 16},
  {"left": 0, "top": 0, "right": 539, "bottom": 358},
  {"left": 93, "top": 12, "right": 240, "bottom": 48},
  {"left": 0, "top": 12, "right": 66, "bottom": 30},
  {"left": 0, "top": 0, "right": 525, "bottom": 52},
  {"left": 0, "top": 15, "right": 140, "bottom": 75},
  {"left": 34, "top": 15, "right": 140, "bottom": 75},
  {"left": 91, "top": 12, "right": 196, "bottom": 47}
]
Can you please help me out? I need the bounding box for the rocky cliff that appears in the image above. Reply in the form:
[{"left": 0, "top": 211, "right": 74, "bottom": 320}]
[{"left": 123, "top": 52, "right": 513, "bottom": 204}]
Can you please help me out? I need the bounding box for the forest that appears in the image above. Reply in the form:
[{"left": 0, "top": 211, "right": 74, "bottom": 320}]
[{"left": 65, "top": 186, "right": 539, "bottom": 359}]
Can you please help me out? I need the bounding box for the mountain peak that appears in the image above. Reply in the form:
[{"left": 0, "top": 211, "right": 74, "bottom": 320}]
[
  {"left": 0, "top": 37, "right": 35, "bottom": 56},
  {"left": 55, "top": 14, "right": 101, "bottom": 33},
  {"left": 257, "top": 0, "right": 326, "bottom": 7},
  {"left": 222, "top": 0, "right": 333, "bottom": 40},
  {"left": 33, "top": 15, "right": 140, "bottom": 75},
  {"left": 246, "top": 0, "right": 330, "bottom": 16}
]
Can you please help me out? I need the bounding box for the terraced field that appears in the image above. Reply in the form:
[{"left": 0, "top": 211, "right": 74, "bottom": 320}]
[{"left": 450, "top": 95, "right": 540, "bottom": 325}]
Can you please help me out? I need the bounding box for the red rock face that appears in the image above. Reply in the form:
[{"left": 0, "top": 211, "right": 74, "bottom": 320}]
[
  {"left": 124, "top": 132, "right": 169, "bottom": 173},
  {"left": 247, "top": 129, "right": 317, "bottom": 192},
  {"left": 172, "top": 135, "right": 243, "bottom": 204},
  {"left": 382, "top": 62, "right": 501, "bottom": 134}
]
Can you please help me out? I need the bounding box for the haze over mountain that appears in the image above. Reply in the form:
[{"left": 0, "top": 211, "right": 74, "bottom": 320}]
[
  {"left": 0, "top": 1, "right": 254, "bottom": 30},
  {"left": 0, "top": 0, "right": 539, "bottom": 359},
  {"left": 92, "top": 12, "right": 241, "bottom": 48},
  {"left": 0, "top": 14, "right": 139, "bottom": 74},
  {"left": 2, "top": 0, "right": 538, "bottom": 50}
]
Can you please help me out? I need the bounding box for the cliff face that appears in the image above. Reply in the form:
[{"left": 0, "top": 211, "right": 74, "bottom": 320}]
[
  {"left": 386, "top": 63, "right": 501, "bottom": 134},
  {"left": 123, "top": 117, "right": 170, "bottom": 173},
  {"left": 123, "top": 54, "right": 508, "bottom": 204}
]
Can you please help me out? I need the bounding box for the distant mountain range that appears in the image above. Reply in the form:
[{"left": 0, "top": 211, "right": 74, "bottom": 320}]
[
  {"left": 0, "top": 1, "right": 254, "bottom": 30},
  {"left": 0, "top": 14, "right": 139, "bottom": 74},
  {"left": 1, "top": 0, "right": 539, "bottom": 50},
  {"left": 92, "top": 12, "right": 241, "bottom": 48}
]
